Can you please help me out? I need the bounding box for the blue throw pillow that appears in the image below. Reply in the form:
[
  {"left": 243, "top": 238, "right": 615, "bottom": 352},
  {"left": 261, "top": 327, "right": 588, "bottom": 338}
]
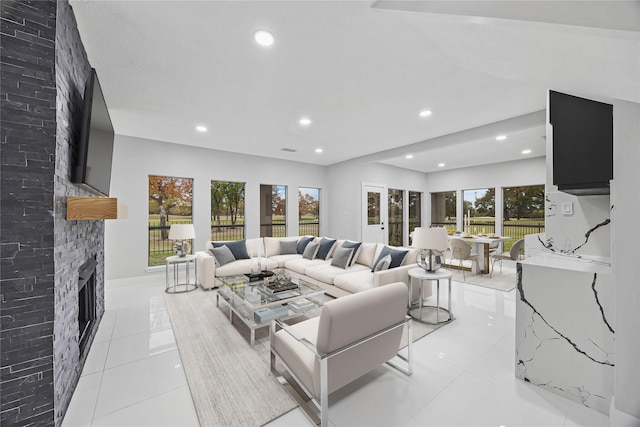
[
  {"left": 213, "top": 240, "right": 249, "bottom": 260},
  {"left": 315, "top": 238, "right": 337, "bottom": 260},
  {"left": 296, "top": 236, "right": 314, "bottom": 254},
  {"left": 371, "top": 246, "right": 408, "bottom": 272}
]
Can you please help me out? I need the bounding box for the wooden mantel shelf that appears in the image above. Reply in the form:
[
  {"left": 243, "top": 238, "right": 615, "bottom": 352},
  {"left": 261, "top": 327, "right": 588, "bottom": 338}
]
[{"left": 67, "top": 196, "right": 118, "bottom": 220}]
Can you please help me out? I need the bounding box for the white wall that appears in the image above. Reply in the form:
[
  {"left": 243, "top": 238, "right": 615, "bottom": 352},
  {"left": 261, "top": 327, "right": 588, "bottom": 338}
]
[
  {"left": 611, "top": 99, "right": 640, "bottom": 424},
  {"left": 326, "top": 160, "right": 430, "bottom": 241},
  {"left": 424, "top": 157, "right": 546, "bottom": 232},
  {"left": 105, "top": 135, "right": 327, "bottom": 279}
]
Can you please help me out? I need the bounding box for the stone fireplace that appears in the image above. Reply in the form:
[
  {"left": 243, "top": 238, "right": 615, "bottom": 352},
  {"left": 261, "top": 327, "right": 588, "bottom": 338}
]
[
  {"left": 78, "top": 257, "right": 98, "bottom": 355},
  {"left": 0, "top": 1, "right": 106, "bottom": 425}
]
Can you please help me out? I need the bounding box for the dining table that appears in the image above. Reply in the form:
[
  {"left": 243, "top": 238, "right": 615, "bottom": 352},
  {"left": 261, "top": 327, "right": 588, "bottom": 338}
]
[{"left": 447, "top": 234, "right": 511, "bottom": 274}]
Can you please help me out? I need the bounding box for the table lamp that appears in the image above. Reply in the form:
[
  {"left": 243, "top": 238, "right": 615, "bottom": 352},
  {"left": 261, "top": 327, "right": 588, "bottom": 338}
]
[
  {"left": 169, "top": 224, "right": 195, "bottom": 257},
  {"left": 412, "top": 227, "right": 449, "bottom": 272}
]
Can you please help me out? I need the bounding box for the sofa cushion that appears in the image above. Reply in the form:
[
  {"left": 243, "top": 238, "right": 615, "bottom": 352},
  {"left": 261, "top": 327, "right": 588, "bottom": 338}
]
[
  {"left": 341, "top": 241, "right": 362, "bottom": 267},
  {"left": 269, "top": 254, "right": 302, "bottom": 268},
  {"left": 210, "top": 245, "right": 236, "bottom": 267},
  {"left": 303, "top": 242, "right": 320, "bottom": 260},
  {"left": 280, "top": 240, "right": 298, "bottom": 255},
  {"left": 264, "top": 237, "right": 299, "bottom": 257},
  {"left": 373, "top": 254, "right": 391, "bottom": 272},
  {"left": 355, "top": 243, "right": 378, "bottom": 268},
  {"left": 371, "top": 246, "right": 408, "bottom": 272},
  {"left": 315, "top": 238, "right": 337, "bottom": 260},
  {"left": 215, "top": 259, "right": 254, "bottom": 276},
  {"left": 330, "top": 246, "right": 354, "bottom": 269},
  {"left": 213, "top": 240, "right": 250, "bottom": 260},
  {"left": 297, "top": 236, "right": 314, "bottom": 254},
  {"left": 284, "top": 257, "right": 328, "bottom": 275},
  {"left": 333, "top": 270, "right": 377, "bottom": 294},
  {"left": 305, "top": 262, "right": 369, "bottom": 285}
]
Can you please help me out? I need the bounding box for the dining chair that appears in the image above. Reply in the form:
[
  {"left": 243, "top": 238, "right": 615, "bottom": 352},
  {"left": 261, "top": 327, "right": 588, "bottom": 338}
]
[
  {"left": 490, "top": 238, "right": 525, "bottom": 277},
  {"left": 448, "top": 239, "right": 480, "bottom": 280}
]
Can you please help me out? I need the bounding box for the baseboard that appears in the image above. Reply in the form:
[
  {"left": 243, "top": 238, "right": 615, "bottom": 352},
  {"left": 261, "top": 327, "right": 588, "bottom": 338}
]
[{"left": 609, "top": 397, "right": 640, "bottom": 427}]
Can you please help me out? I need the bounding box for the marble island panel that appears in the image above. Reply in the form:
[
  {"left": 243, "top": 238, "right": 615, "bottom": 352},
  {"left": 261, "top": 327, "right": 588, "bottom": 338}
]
[{"left": 516, "top": 254, "right": 614, "bottom": 414}]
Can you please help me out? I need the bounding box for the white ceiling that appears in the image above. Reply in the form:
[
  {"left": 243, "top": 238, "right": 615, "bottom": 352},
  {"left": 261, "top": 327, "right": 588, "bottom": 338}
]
[{"left": 69, "top": 0, "right": 640, "bottom": 173}]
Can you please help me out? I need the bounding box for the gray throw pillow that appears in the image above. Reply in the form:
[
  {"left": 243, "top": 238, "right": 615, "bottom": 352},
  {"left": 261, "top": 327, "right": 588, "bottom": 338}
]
[
  {"left": 331, "top": 247, "right": 354, "bottom": 269},
  {"left": 341, "top": 241, "right": 362, "bottom": 266},
  {"left": 302, "top": 242, "right": 320, "bottom": 260},
  {"left": 279, "top": 240, "right": 298, "bottom": 255},
  {"left": 211, "top": 245, "right": 236, "bottom": 267},
  {"left": 372, "top": 254, "right": 392, "bottom": 272}
]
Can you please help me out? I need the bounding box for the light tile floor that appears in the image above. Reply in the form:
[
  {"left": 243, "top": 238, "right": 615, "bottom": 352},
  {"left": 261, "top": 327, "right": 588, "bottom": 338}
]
[{"left": 63, "top": 262, "right": 609, "bottom": 426}]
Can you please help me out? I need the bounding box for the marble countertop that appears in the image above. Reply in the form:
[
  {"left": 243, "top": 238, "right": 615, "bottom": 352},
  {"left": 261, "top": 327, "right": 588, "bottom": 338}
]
[{"left": 520, "top": 252, "right": 612, "bottom": 274}]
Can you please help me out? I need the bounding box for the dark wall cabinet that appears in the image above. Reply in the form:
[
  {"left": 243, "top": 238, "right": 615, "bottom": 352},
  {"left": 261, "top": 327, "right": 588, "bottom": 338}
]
[{"left": 550, "top": 90, "right": 613, "bottom": 196}]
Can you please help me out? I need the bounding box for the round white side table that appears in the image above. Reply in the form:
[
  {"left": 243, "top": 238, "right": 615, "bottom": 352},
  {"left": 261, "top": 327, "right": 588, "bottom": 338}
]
[
  {"left": 165, "top": 254, "right": 198, "bottom": 293},
  {"left": 408, "top": 267, "right": 453, "bottom": 324}
]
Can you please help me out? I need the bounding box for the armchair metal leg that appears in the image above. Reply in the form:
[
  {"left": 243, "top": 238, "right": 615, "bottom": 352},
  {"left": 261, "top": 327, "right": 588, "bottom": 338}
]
[{"left": 320, "top": 357, "right": 328, "bottom": 427}]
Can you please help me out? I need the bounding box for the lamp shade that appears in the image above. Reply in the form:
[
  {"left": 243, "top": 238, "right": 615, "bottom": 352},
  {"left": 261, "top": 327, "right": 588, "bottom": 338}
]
[
  {"left": 168, "top": 224, "right": 195, "bottom": 240},
  {"left": 411, "top": 227, "right": 448, "bottom": 251}
]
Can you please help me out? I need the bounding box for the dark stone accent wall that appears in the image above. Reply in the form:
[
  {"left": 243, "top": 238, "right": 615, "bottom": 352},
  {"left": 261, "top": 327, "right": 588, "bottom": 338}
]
[
  {"left": 53, "top": 1, "right": 105, "bottom": 425},
  {"left": 1, "top": 1, "right": 104, "bottom": 425},
  {"left": 1, "top": 1, "right": 58, "bottom": 425}
]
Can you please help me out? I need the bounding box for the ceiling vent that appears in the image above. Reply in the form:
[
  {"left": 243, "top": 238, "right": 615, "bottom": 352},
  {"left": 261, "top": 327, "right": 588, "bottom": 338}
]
[{"left": 280, "top": 148, "right": 297, "bottom": 153}]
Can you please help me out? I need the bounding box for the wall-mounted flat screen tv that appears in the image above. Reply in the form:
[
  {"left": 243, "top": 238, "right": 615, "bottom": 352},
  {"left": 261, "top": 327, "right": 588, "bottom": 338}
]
[{"left": 72, "top": 68, "right": 114, "bottom": 196}]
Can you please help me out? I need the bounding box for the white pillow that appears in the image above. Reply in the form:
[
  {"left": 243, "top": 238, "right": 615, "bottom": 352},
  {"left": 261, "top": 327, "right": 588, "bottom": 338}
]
[{"left": 372, "top": 254, "right": 392, "bottom": 272}]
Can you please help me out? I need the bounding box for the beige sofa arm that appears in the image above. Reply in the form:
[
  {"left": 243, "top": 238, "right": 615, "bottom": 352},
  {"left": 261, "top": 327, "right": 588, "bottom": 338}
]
[
  {"left": 372, "top": 264, "right": 413, "bottom": 287},
  {"left": 195, "top": 251, "right": 217, "bottom": 289}
]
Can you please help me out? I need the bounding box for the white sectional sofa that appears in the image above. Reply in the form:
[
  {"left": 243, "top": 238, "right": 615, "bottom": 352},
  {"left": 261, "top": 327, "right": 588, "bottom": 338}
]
[{"left": 195, "top": 236, "right": 430, "bottom": 300}]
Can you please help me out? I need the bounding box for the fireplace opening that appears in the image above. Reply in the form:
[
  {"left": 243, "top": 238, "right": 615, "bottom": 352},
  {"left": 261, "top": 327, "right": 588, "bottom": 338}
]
[{"left": 78, "top": 256, "right": 97, "bottom": 354}]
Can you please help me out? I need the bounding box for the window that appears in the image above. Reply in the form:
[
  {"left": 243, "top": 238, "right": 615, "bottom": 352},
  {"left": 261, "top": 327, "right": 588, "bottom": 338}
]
[
  {"left": 299, "top": 187, "right": 320, "bottom": 236},
  {"left": 430, "top": 191, "right": 456, "bottom": 232},
  {"left": 463, "top": 188, "right": 495, "bottom": 234},
  {"left": 260, "top": 184, "right": 286, "bottom": 237},
  {"left": 148, "top": 175, "right": 193, "bottom": 266},
  {"left": 502, "top": 185, "right": 545, "bottom": 251},
  {"left": 367, "top": 191, "right": 381, "bottom": 225},
  {"left": 408, "top": 191, "right": 421, "bottom": 235},
  {"left": 388, "top": 189, "right": 403, "bottom": 246},
  {"left": 211, "top": 181, "right": 245, "bottom": 241}
]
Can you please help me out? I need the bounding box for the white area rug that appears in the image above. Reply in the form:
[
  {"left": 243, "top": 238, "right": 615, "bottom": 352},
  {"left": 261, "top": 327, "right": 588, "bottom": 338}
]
[
  {"left": 451, "top": 261, "right": 518, "bottom": 292},
  {"left": 164, "top": 287, "right": 440, "bottom": 426}
]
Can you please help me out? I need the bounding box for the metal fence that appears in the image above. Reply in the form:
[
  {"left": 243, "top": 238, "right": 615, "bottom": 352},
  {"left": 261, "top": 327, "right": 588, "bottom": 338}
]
[
  {"left": 148, "top": 220, "right": 192, "bottom": 266},
  {"left": 503, "top": 221, "right": 545, "bottom": 242},
  {"left": 260, "top": 220, "right": 286, "bottom": 238},
  {"left": 299, "top": 221, "right": 319, "bottom": 237},
  {"left": 211, "top": 224, "right": 245, "bottom": 241}
]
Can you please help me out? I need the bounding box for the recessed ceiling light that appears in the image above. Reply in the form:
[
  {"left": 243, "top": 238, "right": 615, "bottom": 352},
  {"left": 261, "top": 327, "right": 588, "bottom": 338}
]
[
  {"left": 196, "top": 125, "right": 207, "bottom": 132},
  {"left": 315, "top": 148, "right": 323, "bottom": 153},
  {"left": 419, "top": 110, "right": 432, "bottom": 118},
  {"left": 522, "top": 149, "right": 532, "bottom": 154},
  {"left": 254, "top": 30, "right": 274, "bottom": 47},
  {"left": 405, "top": 154, "right": 414, "bottom": 159},
  {"left": 496, "top": 135, "right": 507, "bottom": 141},
  {"left": 438, "top": 163, "right": 445, "bottom": 167},
  {"left": 299, "top": 117, "right": 312, "bottom": 126}
]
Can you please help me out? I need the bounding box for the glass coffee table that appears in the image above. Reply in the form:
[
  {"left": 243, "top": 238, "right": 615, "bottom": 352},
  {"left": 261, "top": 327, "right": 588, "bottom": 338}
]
[{"left": 216, "top": 275, "right": 325, "bottom": 347}]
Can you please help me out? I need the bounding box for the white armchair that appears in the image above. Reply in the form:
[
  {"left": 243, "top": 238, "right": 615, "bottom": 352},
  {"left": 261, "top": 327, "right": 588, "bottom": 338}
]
[{"left": 270, "top": 282, "right": 412, "bottom": 427}]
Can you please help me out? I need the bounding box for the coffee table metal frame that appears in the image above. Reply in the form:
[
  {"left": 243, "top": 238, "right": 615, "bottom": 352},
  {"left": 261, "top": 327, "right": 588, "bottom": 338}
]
[
  {"left": 408, "top": 267, "right": 454, "bottom": 325},
  {"left": 216, "top": 275, "right": 325, "bottom": 346}
]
